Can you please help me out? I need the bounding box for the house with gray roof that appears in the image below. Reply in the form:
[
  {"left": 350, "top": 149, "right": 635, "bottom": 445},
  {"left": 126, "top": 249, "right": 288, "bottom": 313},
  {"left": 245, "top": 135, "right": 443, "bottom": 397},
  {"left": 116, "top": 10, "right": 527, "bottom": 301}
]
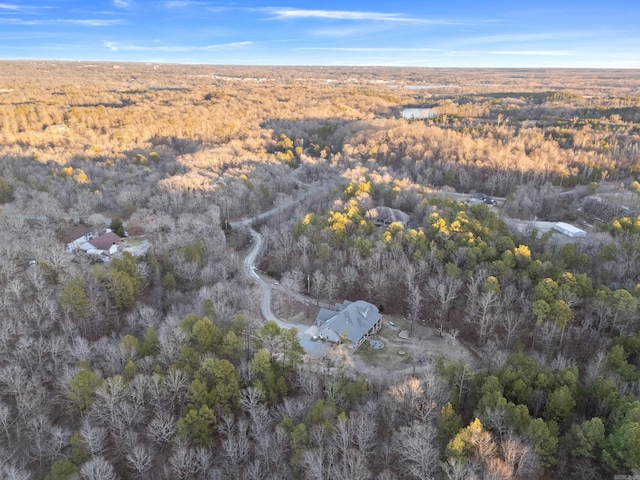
[
  {"left": 366, "top": 206, "right": 419, "bottom": 230},
  {"left": 315, "top": 300, "right": 382, "bottom": 351}
]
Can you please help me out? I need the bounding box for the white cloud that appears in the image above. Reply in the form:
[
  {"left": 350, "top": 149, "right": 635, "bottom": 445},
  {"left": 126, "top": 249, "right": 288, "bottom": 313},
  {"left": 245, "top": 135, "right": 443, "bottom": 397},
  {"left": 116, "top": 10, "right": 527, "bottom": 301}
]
[
  {"left": 164, "top": 1, "right": 197, "bottom": 7},
  {"left": 0, "top": 3, "right": 53, "bottom": 13},
  {"left": 488, "top": 50, "right": 571, "bottom": 56},
  {"left": 475, "top": 33, "right": 573, "bottom": 43},
  {"left": 113, "top": 0, "right": 130, "bottom": 7},
  {"left": 0, "top": 18, "right": 122, "bottom": 26},
  {"left": 263, "top": 8, "right": 461, "bottom": 25},
  {"left": 441, "top": 49, "right": 572, "bottom": 58},
  {"left": 299, "top": 47, "right": 441, "bottom": 52},
  {"left": 103, "top": 40, "right": 252, "bottom": 52},
  {"left": 204, "top": 41, "right": 252, "bottom": 50},
  {"left": 307, "top": 24, "right": 396, "bottom": 38},
  {"left": 449, "top": 31, "right": 599, "bottom": 47},
  {"left": 69, "top": 19, "right": 123, "bottom": 26},
  {"left": 266, "top": 8, "right": 416, "bottom": 22}
]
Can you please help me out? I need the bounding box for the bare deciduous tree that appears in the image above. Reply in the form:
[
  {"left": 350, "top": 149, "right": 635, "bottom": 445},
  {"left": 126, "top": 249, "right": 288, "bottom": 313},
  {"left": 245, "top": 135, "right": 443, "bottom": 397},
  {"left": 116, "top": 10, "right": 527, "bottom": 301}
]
[
  {"left": 497, "top": 309, "right": 525, "bottom": 349},
  {"left": 0, "top": 401, "right": 13, "bottom": 443},
  {"left": 168, "top": 443, "right": 199, "bottom": 480},
  {"left": 221, "top": 417, "right": 251, "bottom": 476},
  {"left": 332, "top": 414, "right": 351, "bottom": 458},
  {"left": 311, "top": 270, "right": 325, "bottom": 306},
  {"left": 244, "top": 459, "right": 268, "bottom": 480},
  {"left": 80, "top": 456, "right": 118, "bottom": 480},
  {"left": 405, "top": 285, "right": 422, "bottom": 337},
  {"left": 351, "top": 411, "right": 377, "bottom": 455},
  {"left": 440, "top": 457, "right": 479, "bottom": 480},
  {"left": 426, "top": 269, "right": 463, "bottom": 336},
  {"left": 80, "top": 420, "right": 108, "bottom": 457},
  {"left": 329, "top": 448, "right": 371, "bottom": 480},
  {"left": 301, "top": 447, "right": 326, "bottom": 480},
  {"left": 387, "top": 377, "right": 425, "bottom": 425},
  {"left": 324, "top": 272, "right": 340, "bottom": 303},
  {"left": 501, "top": 434, "right": 540, "bottom": 479},
  {"left": 0, "top": 464, "right": 32, "bottom": 480},
  {"left": 148, "top": 411, "right": 176, "bottom": 448},
  {"left": 392, "top": 422, "right": 439, "bottom": 480},
  {"left": 126, "top": 444, "right": 154, "bottom": 479}
]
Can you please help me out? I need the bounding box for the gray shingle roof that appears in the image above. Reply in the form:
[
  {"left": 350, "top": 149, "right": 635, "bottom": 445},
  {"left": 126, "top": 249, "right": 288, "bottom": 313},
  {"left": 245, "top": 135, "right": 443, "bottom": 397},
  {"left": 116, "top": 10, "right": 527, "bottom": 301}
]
[
  {"left": 366, "top": 206, "right": 411, "bottom": 225},
  {"left": 316, "top": 300, "right": 381, "bottom": 345}
]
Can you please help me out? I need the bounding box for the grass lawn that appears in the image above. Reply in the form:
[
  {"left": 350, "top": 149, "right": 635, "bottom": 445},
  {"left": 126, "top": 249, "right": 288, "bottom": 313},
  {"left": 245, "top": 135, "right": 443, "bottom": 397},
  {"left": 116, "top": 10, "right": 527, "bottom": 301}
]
[{"left": 355, "top": 340, "right": 415, "bottom": 367}]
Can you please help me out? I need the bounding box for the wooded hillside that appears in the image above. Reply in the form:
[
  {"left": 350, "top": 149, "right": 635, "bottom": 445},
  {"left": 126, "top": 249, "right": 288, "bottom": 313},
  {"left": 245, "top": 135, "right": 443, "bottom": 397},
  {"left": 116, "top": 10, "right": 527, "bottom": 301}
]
[{"left": 1, "top": 62, "right": 640, "bottom": 479}]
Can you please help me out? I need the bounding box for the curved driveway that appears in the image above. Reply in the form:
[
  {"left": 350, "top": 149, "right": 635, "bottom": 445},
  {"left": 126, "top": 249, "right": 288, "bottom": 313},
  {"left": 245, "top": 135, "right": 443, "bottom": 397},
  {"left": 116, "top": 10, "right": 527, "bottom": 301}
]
[{"left": 233, "top": 217, "right": 330, "bottom": 358}]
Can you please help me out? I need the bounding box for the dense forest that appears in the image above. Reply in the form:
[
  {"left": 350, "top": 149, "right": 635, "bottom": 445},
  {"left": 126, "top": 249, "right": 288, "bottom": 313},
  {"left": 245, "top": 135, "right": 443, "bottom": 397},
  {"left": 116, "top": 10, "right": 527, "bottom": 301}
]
[{"left": 1, "top": 62, "right": 640, "bottom": 479}]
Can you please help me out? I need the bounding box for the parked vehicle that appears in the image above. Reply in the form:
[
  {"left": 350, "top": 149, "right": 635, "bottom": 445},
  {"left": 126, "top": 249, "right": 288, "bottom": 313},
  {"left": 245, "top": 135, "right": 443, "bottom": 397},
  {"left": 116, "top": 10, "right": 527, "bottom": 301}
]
[{"left": 467, "top": 193, "right": 496, "bottom": 206}]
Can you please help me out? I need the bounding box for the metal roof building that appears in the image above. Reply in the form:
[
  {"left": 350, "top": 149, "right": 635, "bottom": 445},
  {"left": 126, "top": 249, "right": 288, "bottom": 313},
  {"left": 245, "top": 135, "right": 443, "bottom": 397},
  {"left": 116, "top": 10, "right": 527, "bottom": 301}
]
[{"left": 554, "top": 222, "right": 586, "bottom": 238}]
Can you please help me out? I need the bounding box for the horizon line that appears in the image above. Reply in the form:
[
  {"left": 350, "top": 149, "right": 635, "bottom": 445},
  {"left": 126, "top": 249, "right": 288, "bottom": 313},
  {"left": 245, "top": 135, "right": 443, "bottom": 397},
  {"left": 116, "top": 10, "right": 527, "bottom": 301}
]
[{"left": 1, "top": 58, "right": 639, "bottom": 70}]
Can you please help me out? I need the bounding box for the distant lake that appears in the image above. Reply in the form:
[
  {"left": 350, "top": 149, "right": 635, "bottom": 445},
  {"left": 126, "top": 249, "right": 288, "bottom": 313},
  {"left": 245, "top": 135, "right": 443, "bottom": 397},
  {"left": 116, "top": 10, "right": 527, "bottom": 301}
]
[
  {"left": 388, "top": 85, "right": 451, "bottom": 90},
  {"left": 401, "top": 108, "right": 438, "bottom": 120},
  {"left": 406, "top": 85, "right": 451, "bottom": 90}
]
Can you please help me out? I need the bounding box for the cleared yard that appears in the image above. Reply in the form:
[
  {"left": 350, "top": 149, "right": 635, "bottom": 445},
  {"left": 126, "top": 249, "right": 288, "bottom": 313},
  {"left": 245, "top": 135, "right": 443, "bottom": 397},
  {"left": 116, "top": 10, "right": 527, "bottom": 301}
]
[{"left": 343, "top": 315, "right": 477, "bottom": 381}]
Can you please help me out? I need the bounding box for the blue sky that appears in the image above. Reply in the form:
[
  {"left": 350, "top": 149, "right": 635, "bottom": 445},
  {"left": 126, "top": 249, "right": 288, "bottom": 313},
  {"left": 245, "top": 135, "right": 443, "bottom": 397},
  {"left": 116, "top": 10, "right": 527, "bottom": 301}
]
[{"left": 1, "top": 1, "right": 639, "bottom": 67}]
